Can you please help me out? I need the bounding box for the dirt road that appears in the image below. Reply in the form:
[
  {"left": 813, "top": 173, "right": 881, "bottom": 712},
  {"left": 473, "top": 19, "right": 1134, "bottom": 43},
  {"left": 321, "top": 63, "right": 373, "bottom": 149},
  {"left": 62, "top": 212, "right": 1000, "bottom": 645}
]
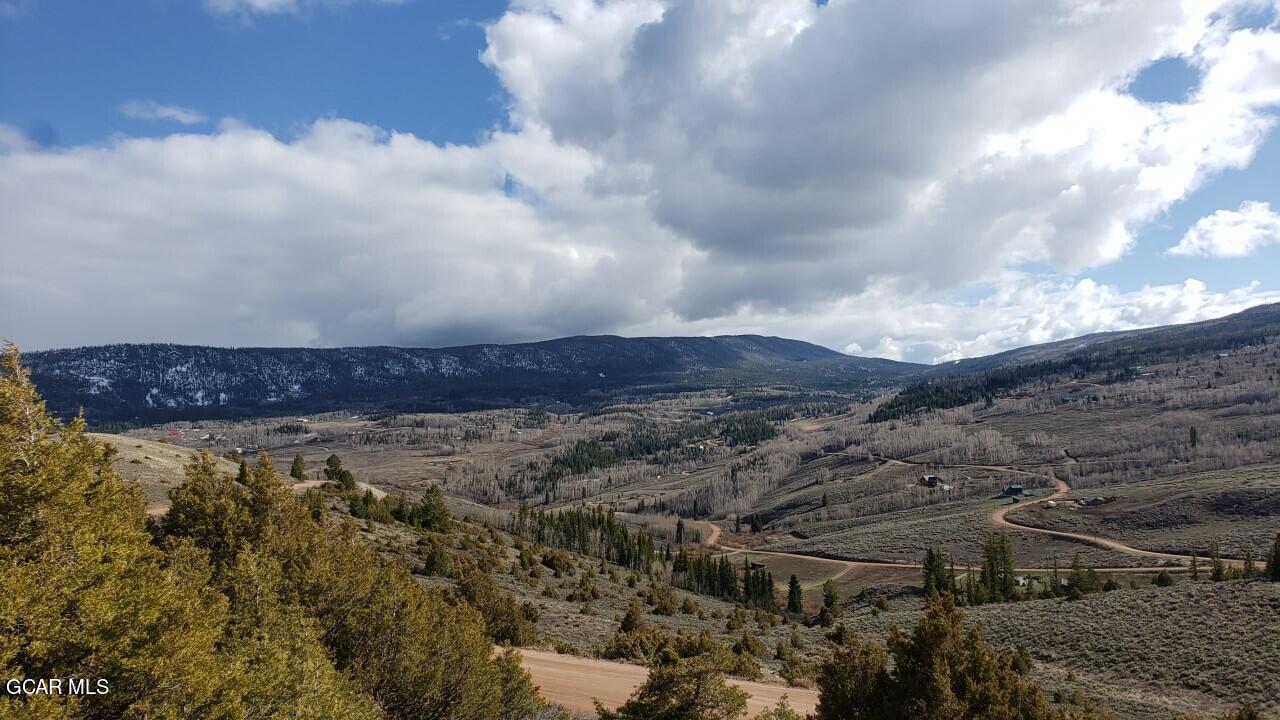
[
  {"left": 873, "top": 453, "right": 1235, "bottom": 567},
  {"left": 991, "top": 476, "right": 1245, "bottom": 568},
  {"left": 518, "top": 648, "right": 817, "bottom": 716}
]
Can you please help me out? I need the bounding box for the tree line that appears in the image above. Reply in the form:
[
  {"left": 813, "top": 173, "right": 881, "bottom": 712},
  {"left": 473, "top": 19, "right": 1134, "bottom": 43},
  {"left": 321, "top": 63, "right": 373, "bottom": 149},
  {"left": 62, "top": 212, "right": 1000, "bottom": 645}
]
[{"left": 509, "top": 504, "right": 659, "bottom": 572}]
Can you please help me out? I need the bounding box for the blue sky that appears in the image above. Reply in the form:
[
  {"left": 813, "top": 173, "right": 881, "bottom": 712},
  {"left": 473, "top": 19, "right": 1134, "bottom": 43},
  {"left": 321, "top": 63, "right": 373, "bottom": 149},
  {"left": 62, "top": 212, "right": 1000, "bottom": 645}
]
[
  {"left": 2, "top": 1, "right": 1280, "bottom": 361},
  {"left": 1, "top": 0, "right": 507, "bottom": 146}
]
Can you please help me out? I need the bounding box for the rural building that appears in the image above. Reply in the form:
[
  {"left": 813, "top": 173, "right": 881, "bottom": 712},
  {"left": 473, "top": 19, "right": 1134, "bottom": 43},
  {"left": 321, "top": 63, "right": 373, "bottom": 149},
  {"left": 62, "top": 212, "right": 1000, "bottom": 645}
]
[
  {"left": 920, "top": 474, "right": 940, "bottom": 488},
  {"left": 1002, "top": 484, "right": 1024, "bottom": 497}
]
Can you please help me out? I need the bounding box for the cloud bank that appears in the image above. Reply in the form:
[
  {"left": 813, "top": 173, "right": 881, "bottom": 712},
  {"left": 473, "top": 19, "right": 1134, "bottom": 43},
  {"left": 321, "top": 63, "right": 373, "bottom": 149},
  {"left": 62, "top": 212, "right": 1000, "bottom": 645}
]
[{"left": 3, "top": 0, "right": 1280, "bottom": 361}]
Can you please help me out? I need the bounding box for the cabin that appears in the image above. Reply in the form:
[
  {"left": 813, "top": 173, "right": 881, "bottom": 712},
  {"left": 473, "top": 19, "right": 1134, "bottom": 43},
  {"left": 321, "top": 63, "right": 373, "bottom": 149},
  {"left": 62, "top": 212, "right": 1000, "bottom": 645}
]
[
  {"left": 1002, "top": 484, "right": 1024, "bottom": 497},
  {"left": 920, "top": 474, "right": 941, "bottom": 488}
]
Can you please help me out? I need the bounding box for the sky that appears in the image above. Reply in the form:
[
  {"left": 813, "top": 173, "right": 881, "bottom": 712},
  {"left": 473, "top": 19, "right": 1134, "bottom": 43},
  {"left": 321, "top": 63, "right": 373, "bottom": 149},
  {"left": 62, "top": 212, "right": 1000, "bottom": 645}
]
[{"left": 2, "top": 0, "right": 1280, "bottom": 364}]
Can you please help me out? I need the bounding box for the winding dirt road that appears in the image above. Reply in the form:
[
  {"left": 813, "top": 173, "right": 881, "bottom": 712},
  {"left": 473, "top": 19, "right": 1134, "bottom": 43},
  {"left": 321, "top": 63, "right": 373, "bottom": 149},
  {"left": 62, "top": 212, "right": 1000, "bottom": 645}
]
[
  {"left": 990, "top": 475, "right": 1244, "bottom": 568},
  {"left": 707, "top": 453, "right": 1243, "bottom": 572}
]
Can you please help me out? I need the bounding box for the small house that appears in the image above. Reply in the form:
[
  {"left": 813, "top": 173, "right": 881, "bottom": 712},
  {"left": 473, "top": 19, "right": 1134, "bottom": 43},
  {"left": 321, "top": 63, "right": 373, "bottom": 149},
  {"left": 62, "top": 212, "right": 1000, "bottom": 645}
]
[
  {"left": 920, "top": 474, "right": 941, "bottom": 488},
  {"left": 1002, "top": 484, "right": 1024, "bottom": 497}
]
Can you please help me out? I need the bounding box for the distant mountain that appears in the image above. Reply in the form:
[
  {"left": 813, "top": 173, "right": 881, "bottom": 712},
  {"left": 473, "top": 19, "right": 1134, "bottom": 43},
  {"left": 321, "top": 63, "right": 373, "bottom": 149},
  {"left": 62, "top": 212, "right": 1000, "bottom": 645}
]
[
  {"left": 935, "top": 301, "right": 1280, "bottom": 376},
  {"left": 27, "top": 302, "right": 1280, "bottom": 425},
  {"left": 924, "top": 329, "right": 1148, "bottom": 376},
  {"left": 872, "top": 301, "right": 1280, "bottom": 422},
  {"left": 23, "top": 335, "right": 920, "bottom": 424}
]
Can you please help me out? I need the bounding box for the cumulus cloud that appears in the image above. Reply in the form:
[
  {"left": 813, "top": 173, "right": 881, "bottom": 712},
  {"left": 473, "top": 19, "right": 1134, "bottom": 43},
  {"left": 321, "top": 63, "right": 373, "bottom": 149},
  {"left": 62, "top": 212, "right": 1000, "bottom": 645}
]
[
  {"left": 1170, "top": 200, "right": 1280, "bottom": 257},
  {"left": 3, "top": 0, "right": 1280, "bottom": 360},
  {"left": 866, "top": 276, "right": 1280, "bottom": 363},
  {"left": 0, "top": 120, "right": 683, "bottom": 349},
  {"left": 615, "top": 274, "right": 1280, "bottom": 364},
  {"left": 484, "top": 0, "right": 1280, "bottom": 317},
  {"left": 119, "top": 100, "right": 207, "bottom": 126}
]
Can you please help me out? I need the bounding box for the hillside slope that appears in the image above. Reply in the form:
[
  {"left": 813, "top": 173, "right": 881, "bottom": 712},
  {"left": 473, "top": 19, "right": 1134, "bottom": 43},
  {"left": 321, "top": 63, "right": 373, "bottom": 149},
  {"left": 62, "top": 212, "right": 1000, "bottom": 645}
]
[{"left": 25, "top": 334, "right": 919, "bottom": 423}]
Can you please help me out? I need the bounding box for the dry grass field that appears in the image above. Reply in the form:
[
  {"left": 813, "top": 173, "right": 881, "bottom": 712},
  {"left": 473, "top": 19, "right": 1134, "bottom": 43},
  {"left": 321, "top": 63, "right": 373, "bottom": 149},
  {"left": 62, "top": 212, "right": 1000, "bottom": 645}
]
[
  {"left": 1009, "top": 464, "right": 1280, "bottom": 560},
  {"left": 766, "top": 496, "right": 1144, "bottom": 568},
  {"left": 89, "top": 432, "right": 242, "bottom": 514}
]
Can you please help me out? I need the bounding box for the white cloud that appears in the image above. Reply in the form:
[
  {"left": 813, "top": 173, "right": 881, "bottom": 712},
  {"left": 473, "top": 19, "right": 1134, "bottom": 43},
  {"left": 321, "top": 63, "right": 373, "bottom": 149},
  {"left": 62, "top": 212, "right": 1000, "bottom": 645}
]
[
  {"left": 202, "top": 0, "right": 401, "bottom": 17},
  {"left": 0, "top": 120, "right": 683, "bottom": 349},
  {"left": 3, "top": 0, "right": 1280, "bottom": 358},
  {"left": 0, "top": 124, "right": 37, "bottom": 153},
  {"left": 484, "top": 0, "right": 1280, "bottom": 316},
  {"left": 889, "top": 276, "right": 1280, "bottom": 363},
  {"left": 616, "top": 274, "right": 1280, "bottom": 364},
  {"left": 119, "top": 100, "right": 207, "bottom": 126},
  {"left": 1170, "top": 200, "right": 1280, "bottom": 257}
]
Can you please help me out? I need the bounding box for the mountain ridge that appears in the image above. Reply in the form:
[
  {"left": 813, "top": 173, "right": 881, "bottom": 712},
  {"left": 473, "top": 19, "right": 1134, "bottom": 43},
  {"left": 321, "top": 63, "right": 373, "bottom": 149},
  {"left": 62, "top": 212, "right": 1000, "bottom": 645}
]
[
  {"left": 22, "top": 302, "right": 1280, "bottom": 424},
  {"left": 23, "top": 334, "right": 906, "bottom": 423}
]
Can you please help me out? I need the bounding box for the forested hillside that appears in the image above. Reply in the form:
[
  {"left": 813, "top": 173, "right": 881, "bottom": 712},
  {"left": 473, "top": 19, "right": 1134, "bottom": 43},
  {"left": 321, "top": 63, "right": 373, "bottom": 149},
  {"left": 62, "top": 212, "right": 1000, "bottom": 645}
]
[
  {"left": 872, "top": 302, "right": 1280, "bottom": 422},
  {"left": 22, "top": 335, "right": 914, "bottom": 424}
]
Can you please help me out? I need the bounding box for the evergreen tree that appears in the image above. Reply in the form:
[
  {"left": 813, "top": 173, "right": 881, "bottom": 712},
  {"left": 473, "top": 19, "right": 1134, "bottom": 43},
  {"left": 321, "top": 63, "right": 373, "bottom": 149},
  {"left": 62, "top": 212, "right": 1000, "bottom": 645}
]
[
  {"left": 1, "top": 347, "right": 225, "bottom": 718},
  {"left": 1267, "top": 533, "right": 1280, "bottom": 581},
  {"left": 1, "top": 348, "right": 543, "bottom": 720},
  {"left": 1, "top": 346, "right": 380, "bottom": 720},
  {"left": 814, "top": 594, "right": 1059, "bottom": 719},
  {"left": 621, "top": 598, "right": 645, "bottom": 633},
  {"left": 598, "top": 648, "right": 748, "bottom": 720},
  {"left": 979, "top": 533, "right": 1016, "bottom": 602},
  {"left": 1066, "top": 553, "right": 1101, "bottom": 596},
  {"left": 1049, "top": 556, "right": 1062, "bottom": 598},
  {"left": 1211, "top": 541, "right": 1226, "bottom": 582},
  {"left": 290, "top": 453, "right": 306, "bottom": 481},
  {"left": 921, "top": 547, "right": 953, "bottom": 595},
  {"left": 325, "top": 454, "right": 357, "bottom": 493},
  {"left": 787, "top": 574, "right": 804, "bottom": 613}
]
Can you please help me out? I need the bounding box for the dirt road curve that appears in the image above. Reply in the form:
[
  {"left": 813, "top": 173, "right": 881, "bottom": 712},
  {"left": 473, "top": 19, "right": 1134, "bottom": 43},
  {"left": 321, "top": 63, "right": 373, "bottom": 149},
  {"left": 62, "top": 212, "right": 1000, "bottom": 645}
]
[
  {"left": 519, "top": 648, "right": 818, "bottom": 716},
  {"left": 991, "top": 476, "right": 1245, "bottom": 568},
  {"left": 705, "top": 522, "right": 722, "bottom": 547},
  {"left": 875, "top": 452, "right": 1239, "bottom": 567}
]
